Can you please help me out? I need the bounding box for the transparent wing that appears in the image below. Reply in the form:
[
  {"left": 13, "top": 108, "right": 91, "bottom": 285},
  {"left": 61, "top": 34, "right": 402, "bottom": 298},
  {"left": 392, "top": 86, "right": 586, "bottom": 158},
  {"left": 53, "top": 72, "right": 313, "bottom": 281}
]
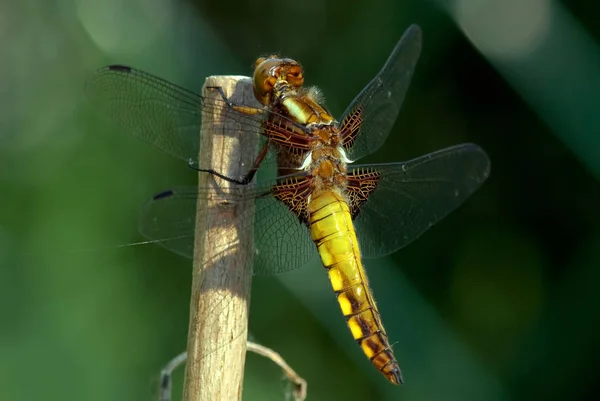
[
  {"left": 86, "top": 65, "right": 305, "bottom": 170},
  {"left": 340, "top": 25, "right": 422, "bottom": 162},
  {"left": 138, "top": 182, "right": 316, "bottom": 368},
  {"left": 138, "top": 183, "right": 317, "bottom": 275},
  {"left": 353, "top": 143, "right": 491, "bottom": 258}
]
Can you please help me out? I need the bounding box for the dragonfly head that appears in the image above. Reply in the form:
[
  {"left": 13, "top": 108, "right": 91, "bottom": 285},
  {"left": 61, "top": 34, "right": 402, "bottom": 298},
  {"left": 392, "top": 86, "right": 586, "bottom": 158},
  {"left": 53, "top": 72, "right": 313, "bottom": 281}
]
[{"left": 253, "top": 56, "right": 304, "bottom": 105}]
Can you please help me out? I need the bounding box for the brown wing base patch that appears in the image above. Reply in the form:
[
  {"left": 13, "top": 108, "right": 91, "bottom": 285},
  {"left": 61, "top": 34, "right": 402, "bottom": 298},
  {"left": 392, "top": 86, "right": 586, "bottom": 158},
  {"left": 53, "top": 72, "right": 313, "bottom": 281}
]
[
  {"left": 272, "top": 176, "right": 312, "bottom": 225},
  {"left": 346, "top": 168, "right": 381, "bottom": 219},
  {"left": 264, "top": 119, "right": 313, "bottom": 156},
  {"left": 339, "top": 106, "right": 364, "bottom": 150}
]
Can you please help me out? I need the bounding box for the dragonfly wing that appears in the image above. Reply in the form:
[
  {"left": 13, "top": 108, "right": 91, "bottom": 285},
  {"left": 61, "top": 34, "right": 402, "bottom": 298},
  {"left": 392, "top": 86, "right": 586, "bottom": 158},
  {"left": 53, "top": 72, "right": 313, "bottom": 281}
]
[
  {"left": 351, "top": 144, "right": 491, "bottom": 258},
  {"left": 87, "top": 65, "right": 315, "bottom": 172},
  {"left": 339, "top": 25, "right": 422, "bottom": 162},
  {"left": 86, "top": 66, "right": 204, "bottom": 163},
  {"left": 138, "top": 187, "right": 199, "bottom": 259},
  {"left": 138, "top": 183, "right": 316, "bottom": 376},
  {"left": 138, "top": 182, "right": 316, "bottom": 274},
  {"left": 252, "top": 189, "right": 317, "bottom": 275}
]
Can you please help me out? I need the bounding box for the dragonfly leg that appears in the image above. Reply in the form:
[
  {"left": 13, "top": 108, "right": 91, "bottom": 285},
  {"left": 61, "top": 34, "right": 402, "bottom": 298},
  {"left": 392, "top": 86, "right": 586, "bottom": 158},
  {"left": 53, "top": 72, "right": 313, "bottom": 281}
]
[
  {"left": 189, "top": 87, "right": 271, "bottom": 185},
  {"left": 206, "top": 86, "right": 264, "bottom": 115},
  {"left": 190, "top": 139, "right": 270, "bottom": 185},
  {"left": 188, "top": 160, "right": 247, "bottom": 184},
  {"left": 238, "top": 139, "right": 270, "bottom": 184}
]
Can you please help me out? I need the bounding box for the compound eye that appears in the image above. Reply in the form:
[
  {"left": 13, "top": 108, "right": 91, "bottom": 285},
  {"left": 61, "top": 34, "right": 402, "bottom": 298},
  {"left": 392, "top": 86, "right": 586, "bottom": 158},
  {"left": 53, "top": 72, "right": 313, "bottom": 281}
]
[
  {"left": 254, "top": 57, "right": 267, "bottom": 69},
  {"left": 287, "top": 64, "right": 304, "bottom": 84}
]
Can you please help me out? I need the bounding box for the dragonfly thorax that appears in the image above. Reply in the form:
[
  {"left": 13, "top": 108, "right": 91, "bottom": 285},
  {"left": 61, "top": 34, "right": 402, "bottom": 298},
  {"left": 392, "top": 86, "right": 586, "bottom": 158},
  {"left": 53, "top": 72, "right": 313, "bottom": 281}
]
[{"left": 307, "top": 141, "right": 348, "bottom": 189}]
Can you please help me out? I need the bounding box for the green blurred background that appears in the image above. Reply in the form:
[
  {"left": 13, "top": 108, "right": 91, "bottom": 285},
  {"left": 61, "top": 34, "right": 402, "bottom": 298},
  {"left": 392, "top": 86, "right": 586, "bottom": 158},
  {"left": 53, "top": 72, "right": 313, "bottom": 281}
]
[{"left": 2, "top": 0, "right": 600, "bottom": 400}]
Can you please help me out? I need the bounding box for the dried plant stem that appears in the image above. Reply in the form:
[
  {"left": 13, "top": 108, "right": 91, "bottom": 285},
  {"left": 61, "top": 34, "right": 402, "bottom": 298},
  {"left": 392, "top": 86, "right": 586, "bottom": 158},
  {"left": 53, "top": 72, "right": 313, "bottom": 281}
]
[{"left": 162, "top": 342, "right": 307, "bottom": 401}]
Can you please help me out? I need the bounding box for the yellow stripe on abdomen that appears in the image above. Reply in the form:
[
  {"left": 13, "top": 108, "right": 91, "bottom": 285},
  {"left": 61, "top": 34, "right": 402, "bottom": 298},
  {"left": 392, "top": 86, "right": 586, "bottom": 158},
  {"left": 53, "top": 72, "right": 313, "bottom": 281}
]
[{"left": 308, "top": 190, "right": 402, "bottom": 385}]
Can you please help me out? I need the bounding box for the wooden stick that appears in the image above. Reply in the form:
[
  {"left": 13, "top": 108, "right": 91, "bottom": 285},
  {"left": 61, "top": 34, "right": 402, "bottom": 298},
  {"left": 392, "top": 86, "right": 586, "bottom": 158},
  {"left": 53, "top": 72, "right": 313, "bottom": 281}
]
[
  {"left": 182, "top": 76, "right": 258, "bottom": 401},
  {"left": 161, "top": 342, "right": 307, "bottom": 401}
]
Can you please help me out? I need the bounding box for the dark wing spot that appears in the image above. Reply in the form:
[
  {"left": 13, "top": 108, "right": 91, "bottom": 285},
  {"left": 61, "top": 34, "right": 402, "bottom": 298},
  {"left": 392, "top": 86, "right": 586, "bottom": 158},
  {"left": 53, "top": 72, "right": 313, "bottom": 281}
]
[
  {"left": 153, "top": 190, "right": 175, "bottom": 200},
  {"left": 107, "top": 65, "right": 132, "bottom": 73}
]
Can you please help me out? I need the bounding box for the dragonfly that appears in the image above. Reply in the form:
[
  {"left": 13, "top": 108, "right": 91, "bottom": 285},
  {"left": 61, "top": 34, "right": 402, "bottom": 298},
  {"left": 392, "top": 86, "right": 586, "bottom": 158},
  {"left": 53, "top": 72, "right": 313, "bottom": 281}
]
[{"left": 86, "top": 24, "right": 490, "bottom": 384}]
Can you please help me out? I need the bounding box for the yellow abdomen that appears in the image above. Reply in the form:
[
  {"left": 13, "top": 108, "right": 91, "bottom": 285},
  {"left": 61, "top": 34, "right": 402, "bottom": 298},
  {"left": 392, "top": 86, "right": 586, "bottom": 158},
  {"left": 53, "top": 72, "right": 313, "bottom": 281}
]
[{"left": 308, "top": 190, "right": 402, "bottom": 384}]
